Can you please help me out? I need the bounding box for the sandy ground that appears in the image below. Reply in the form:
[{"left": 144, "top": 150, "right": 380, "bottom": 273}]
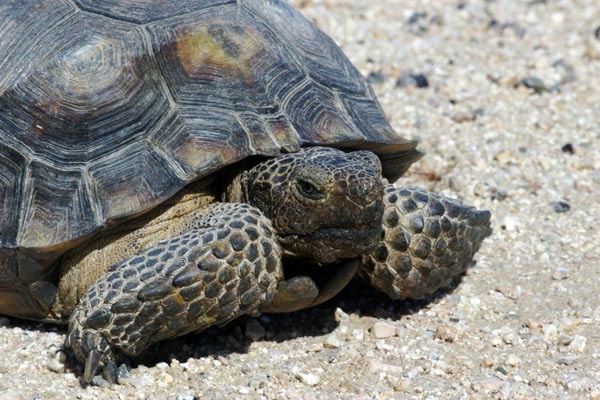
[{"left": 1, "top": 0, "right": 599, "bottom": 399}]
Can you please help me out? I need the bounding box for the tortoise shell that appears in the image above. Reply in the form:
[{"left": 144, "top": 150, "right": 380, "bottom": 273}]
[{"left": 0, "top": 0, "right": 421, "bottom": 264}]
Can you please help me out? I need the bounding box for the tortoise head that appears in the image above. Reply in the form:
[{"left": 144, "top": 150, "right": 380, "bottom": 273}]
[{"left": 242, "top": 147, "right": 384, "bottom": 263}]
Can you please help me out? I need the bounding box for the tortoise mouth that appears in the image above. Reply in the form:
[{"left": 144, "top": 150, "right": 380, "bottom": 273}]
[{"left": 278, "top": 226, "right": 381, "bottom": 264}]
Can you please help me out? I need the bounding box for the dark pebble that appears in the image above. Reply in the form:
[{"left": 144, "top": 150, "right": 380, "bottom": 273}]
[
  {"left": 552, "top": 201, "right": 570, "bottom": 213},
  {"left": 517, "top": 76, "right": 546, "bottom": 93},
  {"left": 595, "top": 25, "right": 600, "bottom": 40},
  {"left": 407, "top": 11, "right": 427, "bottom": 25},
  {"left": 561, "top": 143, "right": 575, "bottom": 154},
  {"left": 495, "top": 366, "right": 509, "bottom": 375},
  {"left": 118, "top": 363, "right": 130, "bottom": 379},
  {"left": 491, "top": 190, "right": 507, "bottom": 201},
  {"left": 367, "top": 71, "right": 386, "bottom": 84},
  {"left": 396, "top": 72, "right": 429, "bottom": 88},
  {"left": 91, "top": 375, "right": 111, "bottom": 388}
]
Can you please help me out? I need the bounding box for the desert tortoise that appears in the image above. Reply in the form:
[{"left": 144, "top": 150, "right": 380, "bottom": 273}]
[{"left": 0, "top": 0, "right": 491, "bottom": 384}]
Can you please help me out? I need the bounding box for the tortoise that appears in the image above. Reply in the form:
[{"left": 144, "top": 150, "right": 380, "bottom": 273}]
[{"left": 0, "top": 0, "right": 491, "bottom": 384}]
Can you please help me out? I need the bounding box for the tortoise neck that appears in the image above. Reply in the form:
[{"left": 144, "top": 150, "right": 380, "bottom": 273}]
[{"left": 223, "top": 168, "right": 250, "bottom": 204}]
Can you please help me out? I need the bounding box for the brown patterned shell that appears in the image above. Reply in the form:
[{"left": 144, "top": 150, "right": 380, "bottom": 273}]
[{"left": 0, "top": 0, "right": 421, "bottom": 262}]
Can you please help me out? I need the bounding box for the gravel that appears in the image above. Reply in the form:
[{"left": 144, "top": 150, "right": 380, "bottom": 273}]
[{"left": 2, "top": 0, "right": 600, "bottom": 399}]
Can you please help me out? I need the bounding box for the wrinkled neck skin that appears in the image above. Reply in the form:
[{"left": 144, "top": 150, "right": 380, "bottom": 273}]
[{"left": 223, "top": 148, "right": 385, "bottom": 264}]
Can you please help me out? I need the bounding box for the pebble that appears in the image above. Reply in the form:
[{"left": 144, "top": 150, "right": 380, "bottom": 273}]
[
  {"left": 371, "top": 321, "right": 396, "bottom": 338},
  {"left": 552, "top": 265, "right": 571, "bottom": 280},
  {"left": 451, "top": 111, "right": 477, "bottom": 123},
  {"left": 296, "top": 371, "right": 320, "bottom": 386},
  {"left": 323, "top": 332, "right": 344, "bottom": 348},
  {"left": 434, "top": 325, "right": 457, "bottom": 342},
  {"left": 557, "top": 356, "right": 579, "bottom": 365},
  {"left": 568, "top": 335, "right": 587, "bottom": 353},
  {"left": 367, "top": 359, "right": 403, "bottom": 376},
  {"left": 482, "top": 357, "right": 494, "bottom": 368},
  {"left": 551, "top": 201, "right": 571, "bottom": 213},
  {"left": 245, "top": 319, "right": 266, "bottom": 340},
  {"left": 0, "top": 317, "right": 10, "bottom": 327},
  {"left": 471, "top": 377, "right": 505, "bottom": 393},
  {"left": 334, "top": 307, "right": 349, "bottom": 322},
  {"left": 542, "top": 323, "right": 558, "bottom": 340},
  {"left": 367, "top": 71, "right": 386, "bottom": 84},
  {"left": 351, "top": 329, "right": 364, "bottom": 342},
  {"left": 176, "top": 395, "right": 197, "bottom": 400},
  {"left": 506, "top": 354, "right": 520, "bottom": 367},
  {"left": 91, "top": 376, "right": 111, "bottom": 389},
  {"left": 566, "top": 376, "right": 599, "bottom": 392},
  {"left": 395, "top": 71, "right": 429, "bottom": 88},
  {"left": 517, "top": 76, "right": 547, "bottom": 93},
  {"left": 46, "top": 350, "right": 67, "bottom": 374},
  {"left": 248, "top": 373, "right": 268, "bottom": 389},
  {"left": 561, "top": 143, "right": 575, "bottom": 154}
]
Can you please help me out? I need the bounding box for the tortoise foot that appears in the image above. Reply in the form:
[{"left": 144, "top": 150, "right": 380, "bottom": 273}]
[
  {"left": 358, "top": 185, "right": 492, "bottom": 300},
  {"left": 65, "top": 203, "right": 282, "bottom": 384}
]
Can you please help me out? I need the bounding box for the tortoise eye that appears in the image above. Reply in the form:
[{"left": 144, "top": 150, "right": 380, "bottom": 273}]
[{"left": 296, "top": 178, "right": 324, "bottom": 200}]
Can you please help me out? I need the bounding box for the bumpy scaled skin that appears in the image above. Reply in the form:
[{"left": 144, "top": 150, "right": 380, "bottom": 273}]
[
  {"left": 66, "top": 203, "right": 282, "bottom": 383},
  {"left": 358, "top": 185, "right": 492, "bottom": 300},
  {"left": 243, "top": 147, "right": 384, "bottom": 263}
]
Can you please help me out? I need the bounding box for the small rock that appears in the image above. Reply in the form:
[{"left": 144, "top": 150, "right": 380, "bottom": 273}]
[
  {"left": 561, "top": 143, "right": 575, "bottom": 154},
  {"left": 517, "top": 76, "right": 546, "bottom": 93},
  {"left": 552, "top": 201, "right": 570, "bottom": 213},
  {"left": 47, "top": 358, "right": 65, "bottom": 374},
  {"left": 506, "top": 354, "right": 520, "bottom": 367},
  {"left": 559, "top": 335, "right": 574, "bottom": 346},
  {"left": 351, "top": 329, "right": 364, "bottom": 342},
  {"left": 434, "top": 326, "right": 457, "bottom": 342},
  {"left": 542, "top": 323, "right": 558, "bottom": 339},
  {"left": 495, "top": 366, "right": 509, "bottom": 375},
  {"left": 451, "top": 111, "right": 477, "bottom": 123},
  {"left": 371, "top": 321, "right": 396, "bottom": 338},
  {"left": 482, "top": 357, "right": 494, "bottom": 368},
  {"left": 500, "top": 216, "right": 518, "bottom": 231},
  {"left": 323, "top": 332, "right": 344, "bottom": 348},
  {"left": 162, "top": 373, "right": 174, "bottom": 385},
  {"left": 126, "top": 375, "right": 152, "bottom": 389},
  {"left": 566, "top": 376, "right": 599, "bottom": 392},
  {"left": 248, "top": 373, "right": 268, "bottom": 389},
  {"left": 91, "top": 375, "right": 111, "bottom": 388},
  {"left": 47, "top": 350, "right": 67, "bottom": 374},
  {"left": 367, "top": 359, "right": 403, "bottom": 376},
  {"left": 568, "top": 335, "right": 587, "bottom": 353},
  {"left": 471, "top": 376, "right": 505, "bottom": 393},
  {"left": 296, "top": 372, "right": 320, "bottom": 386},
  {"left": 334, "top": 307, "right": 349, "bottom": 322},
  {"left": 558, "top": 356, "right": 579, "bottom": 365},
  {"left": 156, "top": 362, "right": 169, "bottom": 370},
  {"left": 0, "top": 317, "right": 10, "bottom": 327},
  {"left": 367, "top": 71, "right": 386, "bottom": 84},
  {"left": 396, "top": 71, "right": 429, "bottom": 88},
  {"left": 552, "top": 265, "right": 571, "bottom": 280},
  {"left": 245, "top": 318, "right": 266, "bottom": 340},
  {"left": 176, "top": 395, "right": 197, "bottom": 400}
]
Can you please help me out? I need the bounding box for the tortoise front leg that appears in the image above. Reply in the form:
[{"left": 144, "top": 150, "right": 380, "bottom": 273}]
[
  {"left": 65, "top": 203, "right": 282, "bottom": 384},
  {"left": 358, "top": 185, "right": 492, "bottom": 300}
]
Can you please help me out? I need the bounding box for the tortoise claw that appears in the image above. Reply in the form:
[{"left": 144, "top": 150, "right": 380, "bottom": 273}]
[
  {"left": 67, "top": 315, "right": 119, "bottom": 385},
  {"left": 102, "top": 360, "right": 119, "bottom": 385},
  {"left": 83, "top": 349, "right": 101, "bottom": 383}
]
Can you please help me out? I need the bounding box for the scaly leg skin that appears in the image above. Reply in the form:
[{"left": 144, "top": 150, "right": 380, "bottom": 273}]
[
  {"left": 358, "top": 185, "right": 492, "bottom": 300},
  {"left": 65, "top": 203, "right": 282, "bottom": 384}
]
